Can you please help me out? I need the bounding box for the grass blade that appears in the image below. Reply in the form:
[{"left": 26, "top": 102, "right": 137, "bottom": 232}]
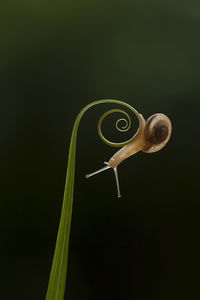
[{"left": 45, "top": 99, "right": 139, "bottom": 300}]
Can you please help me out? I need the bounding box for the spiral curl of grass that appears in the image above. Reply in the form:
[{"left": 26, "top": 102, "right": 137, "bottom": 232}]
[{"left": 45, "top": 99, "right": 140, "bottom": 300}]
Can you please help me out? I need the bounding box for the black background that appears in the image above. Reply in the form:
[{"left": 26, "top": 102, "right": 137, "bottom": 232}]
[{"left": 1, "top": 1, "right": 200, "bottom": 299}]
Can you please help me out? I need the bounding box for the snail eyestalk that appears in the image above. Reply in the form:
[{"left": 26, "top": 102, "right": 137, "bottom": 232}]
[
  {"left": 114, "top": 167, "right": 121, "bottom": 198},
  {"left": 85, "top": 162, "right": 121, "bottom": 198},
  {"left": 85, "top": 163, "right": 110, "bottom": 178}
]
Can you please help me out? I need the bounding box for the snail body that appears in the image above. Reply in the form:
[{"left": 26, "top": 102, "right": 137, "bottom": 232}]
[
  {"left": 86, "top": 109, "right": 172, "bottom": 198},
  {"left": 108, "top": 114, "right": 146, "bottom": 168}
]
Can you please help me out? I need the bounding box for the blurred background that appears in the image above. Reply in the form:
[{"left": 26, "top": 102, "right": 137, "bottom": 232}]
[{"left": 1, "top": 0, "right": 200, "bottom": 299}]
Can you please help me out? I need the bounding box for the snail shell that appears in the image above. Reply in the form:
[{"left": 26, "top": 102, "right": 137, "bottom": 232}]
[{"left": 142, "top": 113, "right": 172, "bottom": 153}]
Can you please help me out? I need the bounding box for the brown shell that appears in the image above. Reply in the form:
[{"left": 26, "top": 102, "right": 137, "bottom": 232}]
[{"left": 142, "top": 113, "right": 172, "bottom": 153}]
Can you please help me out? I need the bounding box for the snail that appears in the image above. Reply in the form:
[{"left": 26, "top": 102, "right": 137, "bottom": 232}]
[{"left": 86, "top": 112, "right": 172, "bottom": 198}]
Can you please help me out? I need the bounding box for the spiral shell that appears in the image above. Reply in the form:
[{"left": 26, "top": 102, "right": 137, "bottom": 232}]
[{"left": 142, "top": 113, "right": 172, "bottom": 153}]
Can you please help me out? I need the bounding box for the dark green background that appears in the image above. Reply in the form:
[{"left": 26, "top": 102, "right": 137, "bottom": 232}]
[{"left": 1, "top": 0, "right": 200, "bottom": 299}]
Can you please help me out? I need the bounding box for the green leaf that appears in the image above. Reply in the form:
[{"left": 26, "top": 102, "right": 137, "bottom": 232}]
[{"left": 45, "top": 99, "right": 140, "bottom": 300}]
